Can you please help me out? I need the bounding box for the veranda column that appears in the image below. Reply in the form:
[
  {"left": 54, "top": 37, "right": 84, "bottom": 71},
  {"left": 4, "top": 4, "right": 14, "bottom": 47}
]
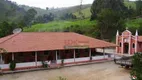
[
  {"left": 74, "top": 49, "right": 75, "bottom": 62},
  {"left": 129, "top": 35, "right": 131, "bottom": 55},
  {"left": 116, "top": 30, "right": 119, "bottom": 54},
  {"left": 12, "top": 53, "right": 14, "bottom": 61},
  {"left": 121, "top": 34, "right": 124, "bottom": 54},
  {"left": 0, "top": 54, "right": 2, "bottom": 63},
  {"left": 35, "top": 52, "right": 37, "bottom": 67},
  {"left": 56, "top": 51, "right": 58, "bottom": 63},
  {"left": 89, "top": 49, "right": 92, "bottom": 60},
  {"left": 103, "top": 48, "right": 105, "bottom": 59}
]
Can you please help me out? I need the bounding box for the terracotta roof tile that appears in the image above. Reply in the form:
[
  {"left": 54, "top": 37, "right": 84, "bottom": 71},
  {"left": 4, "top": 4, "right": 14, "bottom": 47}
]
[
  {"left": 0, "top": 32, "right": 116, "bottom": 53},
  {"left": 138, "top": 36, "right": 142, "bottom": 42}
]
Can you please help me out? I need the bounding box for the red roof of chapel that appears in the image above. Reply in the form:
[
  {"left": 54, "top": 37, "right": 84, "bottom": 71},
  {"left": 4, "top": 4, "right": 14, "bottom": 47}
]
[{"left": 0, "top": 32, "right": 116, "bottom": 53}]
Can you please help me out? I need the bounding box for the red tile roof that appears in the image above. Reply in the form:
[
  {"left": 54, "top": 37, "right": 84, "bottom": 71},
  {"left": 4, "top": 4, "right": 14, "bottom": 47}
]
[
  {"left": 138, "top": 36, "right": 142, "bottom": 42},
  {"left": 0, "top": 32, "right": 116, "bottom": 53}
]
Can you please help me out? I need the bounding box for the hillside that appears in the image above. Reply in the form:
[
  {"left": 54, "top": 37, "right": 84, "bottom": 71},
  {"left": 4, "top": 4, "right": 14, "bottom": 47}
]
[
  {"left": 18, "top": 0, "right": 136, "bottom": 19},
  {"left": 0, "top": 0, "right": 136, "bottom": 22},
  {"left": 0, "top": 0, "right": 25, "bottom": 22},
  {"left": 19, "top": 4, "right": 91, "bottom": 19},
  {"left": 24, "top": 18, "right": 142, "bottom": 32},
  {"left": 24, "top": 19, "right": 96, "bottom": 32}
]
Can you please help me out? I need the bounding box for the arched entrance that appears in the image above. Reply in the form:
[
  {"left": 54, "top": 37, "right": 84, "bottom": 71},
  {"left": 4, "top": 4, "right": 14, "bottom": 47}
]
[{"left": 124, "top": 43, "right": 129, "bottom": 54}]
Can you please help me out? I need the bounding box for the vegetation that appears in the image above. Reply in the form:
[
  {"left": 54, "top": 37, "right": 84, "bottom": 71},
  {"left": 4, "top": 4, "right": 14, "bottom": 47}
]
[
  {"left": 131, "top": 53, "right": 142, "bottom": 80},
  {"left": 0, "top": 21, "right": 17, "bottom": 37},
  {"left": 22, "top": 8, "right": 37, "bottom": 27},
  {"left": 0, "top": 0, "right": 142, "bottom": 41},
  {"left": 90, "top": 0, "right": 128, "bottom": 20},
  {"left": 34, "top": 13, "right": 54, "bottom": 24},
  {"left": 41, "top": 61, "right": 48, "bottom": 68},
  {"left": 58, "top": 76, "right": 67, "bottom": 80},
  {"left": 61, "top": 59, "right": 64, "bottom": 66},
  {"left": 135, "top": 0, "right": 142, "bottom": 16},
  {"left": 95, "top": 9, "right": 125, "bottom": 40},
  {"left": 0, "top": 0, "right": 25, "bottom": 22},
  {"left": 9, "top": 60, "right": 16, "bottom": 71}
]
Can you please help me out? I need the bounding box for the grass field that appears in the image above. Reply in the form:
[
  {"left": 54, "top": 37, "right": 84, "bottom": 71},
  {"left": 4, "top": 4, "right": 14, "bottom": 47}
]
[
  {"left": 24, "top": 18, "right": 142, "bottom": 32},
  {"left": 24, "top": 19, "right": 96, "bottom": 32},
  {"left": 73, "top": 7, "right": 91, "bottom": 18},
  {"left": 23, "top": 1, "right": 138, "bottom": 32},
  {"left": 126, "top": 18, "right": 142, "bottom": 28}
]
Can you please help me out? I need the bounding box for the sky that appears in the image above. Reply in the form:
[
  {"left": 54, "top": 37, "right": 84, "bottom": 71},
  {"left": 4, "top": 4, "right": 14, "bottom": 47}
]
[
  {"left": 10, "top": 0, "right": 136, "bottom": 9},
  {"left": 10, "top": 0, "right": 94, "bottom": 9}
]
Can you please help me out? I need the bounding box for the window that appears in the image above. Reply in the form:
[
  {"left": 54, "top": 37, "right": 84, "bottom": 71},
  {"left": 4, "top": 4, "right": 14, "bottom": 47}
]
[
  {"left": 32, "top": 52, "right": 35, "bottom": 56},
  {"left": 85, "top": 49, "right": 89, "bottom": 53},
  {"left": 65, "top": 50, "right": 69, "bottom": 53},
  {"left": 75, "top": 49, "right": 79, "bottom": 53},
  {"left": 44, "top": 51, "right": 49, "bottom": 55},
  {"left": 133, "top": 43, "right": 135, "bottom": 48},
  {"left": 120, "top": 43, "right": 121, "bottom": 47}
]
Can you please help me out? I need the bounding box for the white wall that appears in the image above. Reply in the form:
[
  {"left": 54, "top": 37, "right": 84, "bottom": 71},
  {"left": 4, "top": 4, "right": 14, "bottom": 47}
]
[
  {"left": 16, "top": 62, "right": 36, "bottom": 68},
  {"left": 0, "top": 64, "right": 9, "bottom": 69},
  {"left": 0, "top": 62, "right": 37, "bottom": 69},
  {"left": 75, "top": 57, "right": 90, "bottom": 62},
  {"left": 0, "top": 55, "right": 110, "bottom": 70}
]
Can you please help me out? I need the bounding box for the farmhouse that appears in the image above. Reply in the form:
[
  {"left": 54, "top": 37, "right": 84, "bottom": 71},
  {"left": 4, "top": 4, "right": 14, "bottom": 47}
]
[
  {"left": 0, "top": 32, "right": 116, "bottom": 71},
  {"left": 116, "top": 29, "right": 142, "bottom": 55}
]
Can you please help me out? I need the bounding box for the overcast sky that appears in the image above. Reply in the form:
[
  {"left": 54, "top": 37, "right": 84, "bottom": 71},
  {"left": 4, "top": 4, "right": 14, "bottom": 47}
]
[
  {"left": 10, "top": 0, "right": 136, "bottom": 9},
  {"left": 10, "top": 0, "right": 94, "bottom": 9}
]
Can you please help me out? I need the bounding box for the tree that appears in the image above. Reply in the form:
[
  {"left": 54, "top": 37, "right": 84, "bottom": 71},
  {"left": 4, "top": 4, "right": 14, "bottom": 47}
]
[
  {"left": 0, "top": 21, "right": 19, "bottom": 37},
  {"left": 23, "top": 8, "right": 37, "bottom": 26},
  {"left": 34, "top": 13, "right": 54, "bottom": 24},
  {"left": 60, "top": 13, "right": 76, "bottom": 20},
  {"left": 0, "top": 21, "right": 13, "bottom": 37},
  {"left": 46, "top": 7, "right": 49, "bottom": 10},
  {"left": 96, "top": 9, "right": 125, "bottom": 40},
  {"left": 90, "top": 0, "right": 128, "bottom": 20},
  {"left": 135, "top": 0, "right": 142, "bottom": 16},
  {"left": 131, "top": 53, "right": 142, "bottom": 80}
]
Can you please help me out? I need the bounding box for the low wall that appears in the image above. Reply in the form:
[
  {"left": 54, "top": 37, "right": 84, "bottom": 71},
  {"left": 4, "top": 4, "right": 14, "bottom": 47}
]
[{"left": 0, "top": 55, "right": 112, "bottom": 70}]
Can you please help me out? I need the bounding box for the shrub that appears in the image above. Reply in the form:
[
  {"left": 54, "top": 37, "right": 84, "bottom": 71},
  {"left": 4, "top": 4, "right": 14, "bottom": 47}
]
[
  {"left": 58, "top": 76, "right": 67, "bottom": 80},
  {"left": 131, "top": 52, "right": 142, "bottom": 80},
  {"left": 41, "top": 61, "right": 48, "bottom": 68},
  {"left": 61, "top": 59, "right": 64, "bottom": 66},
  {"left": 9, "top": 60, "right": 16, "bottom": 71}
]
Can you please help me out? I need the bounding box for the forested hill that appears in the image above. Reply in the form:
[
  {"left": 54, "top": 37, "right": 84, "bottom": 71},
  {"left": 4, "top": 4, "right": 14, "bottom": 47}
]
[
  {"left": 0, "top": 0, "right": 135, "bottom": 21},
  {"left": 19, "top": 4, "right": 91, "bottom": 18},
  {"left": 0, "top": 0, "right": 26, "bottom": 22}
]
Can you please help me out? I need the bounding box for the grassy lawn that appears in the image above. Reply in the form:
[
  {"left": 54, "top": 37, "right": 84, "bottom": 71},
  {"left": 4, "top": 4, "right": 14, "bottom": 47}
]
[
  {"left": 73, "top": 7, "right": 91, "bottom": 18},
  {"left": 24, "top": 19, "right": 96, "bottom": 32},
  {"left": 126, "top": 18, "right": 142, "bottom": 28},
  {"left": 24, "top": 18, "right": 142, "bottom": 32}
]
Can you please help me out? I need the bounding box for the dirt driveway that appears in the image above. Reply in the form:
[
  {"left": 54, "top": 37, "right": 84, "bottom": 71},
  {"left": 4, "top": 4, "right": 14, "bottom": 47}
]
[{"left": 0, "top": 62, "right": 130, "bottom": 80}]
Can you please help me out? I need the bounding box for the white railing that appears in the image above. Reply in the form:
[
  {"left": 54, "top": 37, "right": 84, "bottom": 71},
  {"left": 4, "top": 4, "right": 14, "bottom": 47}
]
[
  {"left": 0, "top": 55, "right": 109, "bottom": 69},
  {"left": 75, "top": 57, "right": 90, "bottom": 62},
  {"left": 92, "top": 56, "right": 104, "bottom": 60},
  {"left": 16, "top": 62, "right": 36, "bottom": 68},
  {"left": 37, "top": 62, "right": 42, "bottom": 66},
  {"left": 64, "top": 58, "right": 74, "bottom": 63},
  {"left": 57, "top": 55, "right": 108, "bottom": 64},
  {"left": 57, "top": 58, "right": 74, "bottom": 64},
  {"left": 0, "top": 62, "right": 37, "bottom": 69},
  {"left": 0, "top": 64, "right": 9, "bottom": 69}
]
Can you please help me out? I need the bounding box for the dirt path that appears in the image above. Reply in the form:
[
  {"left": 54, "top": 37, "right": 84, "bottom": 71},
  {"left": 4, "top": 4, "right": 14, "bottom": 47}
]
[{"left": 0, "top": 62, "right": 130, "bottom": 80}]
